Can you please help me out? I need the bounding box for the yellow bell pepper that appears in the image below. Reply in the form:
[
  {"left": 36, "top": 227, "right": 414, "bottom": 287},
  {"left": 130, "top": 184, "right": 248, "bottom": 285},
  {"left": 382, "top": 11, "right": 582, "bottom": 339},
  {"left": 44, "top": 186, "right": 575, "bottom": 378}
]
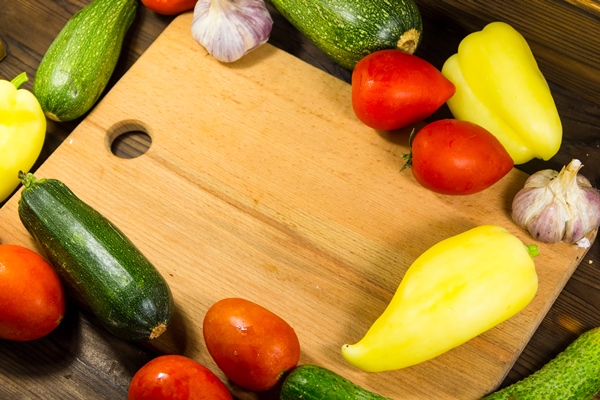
[
  {"left": 341, "top": 225, "right": 538, "bottom": 372},
  {"left": 441, "top": 22, "right": 562, "bottom": 165},
  {"left": 0, "top": 72, "right": 46, "bottom": 202}
]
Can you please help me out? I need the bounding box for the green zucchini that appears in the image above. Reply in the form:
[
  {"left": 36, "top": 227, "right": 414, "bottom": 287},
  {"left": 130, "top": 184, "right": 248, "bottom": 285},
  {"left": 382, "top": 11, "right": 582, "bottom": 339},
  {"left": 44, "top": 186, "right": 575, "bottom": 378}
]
[
  {"left": 17, "top": 172, "right": 173, "bottom": 342},
  {"left": 268, "top": 0, "right": 422, "bottom": 70},
  {"left": 483, "top": 327, "right": 600, "bottom": 400},
  {"left": 33, "top": 0, "right": 137, "bottom": 122},
  {"left": 280, "top": 364, "right": 391, "bottom": 400}
]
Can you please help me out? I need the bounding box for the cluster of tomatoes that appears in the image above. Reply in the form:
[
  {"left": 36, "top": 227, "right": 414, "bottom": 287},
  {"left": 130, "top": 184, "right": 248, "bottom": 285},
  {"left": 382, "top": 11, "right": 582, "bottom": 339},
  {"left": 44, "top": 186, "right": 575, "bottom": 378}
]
[
  {"left": 0, "top": 243, "right": 300, "bottom": 399},
  {"left": 352, "top": 49, "right": 514, "bottom": 195},
  {"left": 128, "top": 297, "right": 301, "bottom": 399}
]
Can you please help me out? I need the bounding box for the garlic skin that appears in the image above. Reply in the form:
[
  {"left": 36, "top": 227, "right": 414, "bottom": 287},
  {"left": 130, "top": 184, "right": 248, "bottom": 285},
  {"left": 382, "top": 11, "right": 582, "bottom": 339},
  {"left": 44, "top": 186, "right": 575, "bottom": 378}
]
[
  {"left": 191, "top": 0, "right": 273, "bottom": 63},
  {"left": 512, "top": 159, "right": 600, "bottom": 244}
]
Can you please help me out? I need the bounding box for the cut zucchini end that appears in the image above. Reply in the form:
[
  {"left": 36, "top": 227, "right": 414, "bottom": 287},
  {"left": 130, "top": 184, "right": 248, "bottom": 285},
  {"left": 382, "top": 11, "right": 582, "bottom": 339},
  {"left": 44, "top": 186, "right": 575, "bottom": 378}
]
[
  {"left": 149, "top": 322, "right": 168, "bottom": 340},
  {"left": 397, "top": 28, "right": 421, "bottom": 54}
]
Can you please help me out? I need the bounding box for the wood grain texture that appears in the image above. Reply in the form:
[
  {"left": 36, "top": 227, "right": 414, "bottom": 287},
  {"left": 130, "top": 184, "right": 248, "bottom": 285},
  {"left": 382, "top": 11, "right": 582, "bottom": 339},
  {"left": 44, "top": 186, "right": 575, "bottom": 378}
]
[
  {"left": 0, "top": 303, "right": 153, "bottom": 399},
  {"left": 0, "top": 13, "right": 594, "bottom": 399},
  {"left": 565, "top": 0, "right": 600, "bottom": 17}
]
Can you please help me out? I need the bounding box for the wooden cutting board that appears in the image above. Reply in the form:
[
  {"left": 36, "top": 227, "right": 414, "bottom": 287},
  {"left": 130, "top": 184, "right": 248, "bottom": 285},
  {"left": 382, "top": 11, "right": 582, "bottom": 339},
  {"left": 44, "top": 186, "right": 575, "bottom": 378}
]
[{"left": 0, "top": 13, "right": 593, "bottom": 399}]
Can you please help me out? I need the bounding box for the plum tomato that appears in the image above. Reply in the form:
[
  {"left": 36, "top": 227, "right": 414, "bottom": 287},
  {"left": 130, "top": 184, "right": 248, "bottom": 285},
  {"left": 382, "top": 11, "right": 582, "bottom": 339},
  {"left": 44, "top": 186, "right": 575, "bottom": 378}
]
[
  {"left": 0, "top": 244, "right": 66, "bottom": 341},
  {"left": 352, "top": 49, "right": 456, "bottom": 131},
  {"left": 406, "top": 119, "right": 514, "bottom": 195},
  {"left": 128, "top": 354, "right": 232, "bottom": 400},
  {"left": 140, "top": 0, "right": 197, "bottom": 15},
  {"left": 203, "top": 298, "right": 301, "bottom": 392}
]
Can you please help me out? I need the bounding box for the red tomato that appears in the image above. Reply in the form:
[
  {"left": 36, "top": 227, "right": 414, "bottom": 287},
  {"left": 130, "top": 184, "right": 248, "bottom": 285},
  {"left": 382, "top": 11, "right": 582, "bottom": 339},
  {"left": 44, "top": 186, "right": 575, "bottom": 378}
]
[
  {"left": 0, "top": 244, "right": 66, "bottom": 341},
  {"left": 352, "top": 49, "right": 456, "bottom": 131},
  {"left": 203, "top": 298, "right": 301, "bottom": 392},
  {"left": 407, "top": 119, "right": 514, "bottom": 195},
  {"left": 128, "top": 355, "right": 232, "bottom": 400},
  {"left": 141, "top": 0, "right": 197, "bottom": 15}
]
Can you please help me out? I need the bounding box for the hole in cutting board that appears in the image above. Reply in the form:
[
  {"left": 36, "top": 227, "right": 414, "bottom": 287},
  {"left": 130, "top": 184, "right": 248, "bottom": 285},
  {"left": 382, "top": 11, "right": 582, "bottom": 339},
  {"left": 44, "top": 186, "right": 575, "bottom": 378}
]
[{"left": 107, "top": 119, "right": 152, "bottom": 159}]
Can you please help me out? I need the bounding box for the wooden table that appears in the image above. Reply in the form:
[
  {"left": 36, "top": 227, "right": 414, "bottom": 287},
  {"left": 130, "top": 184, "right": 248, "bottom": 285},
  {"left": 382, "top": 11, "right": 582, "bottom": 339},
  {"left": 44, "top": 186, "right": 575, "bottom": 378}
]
[{"left": 1, "top": 1, "right": 600, "bottom": 398}]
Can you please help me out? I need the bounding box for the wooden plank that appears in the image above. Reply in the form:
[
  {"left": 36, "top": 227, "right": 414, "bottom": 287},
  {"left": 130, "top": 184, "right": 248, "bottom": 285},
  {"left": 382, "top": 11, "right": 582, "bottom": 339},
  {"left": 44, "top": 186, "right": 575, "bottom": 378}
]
[
  {"left": 564, "top": 0, "right": 600, "bottom": 17},
  {"left": 0, "top": 13, "right": 592, "bottom": 399}
]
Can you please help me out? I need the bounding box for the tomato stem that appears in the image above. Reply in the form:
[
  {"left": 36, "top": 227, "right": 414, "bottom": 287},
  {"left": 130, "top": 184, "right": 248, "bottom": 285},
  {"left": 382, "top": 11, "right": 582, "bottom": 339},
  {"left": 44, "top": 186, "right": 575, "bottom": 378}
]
[
  {"left": 400, "top": 152, "right": 412, "bottom": 171},
  {"left": 400, "top": 128, "right": 417, "bottom": 171}
]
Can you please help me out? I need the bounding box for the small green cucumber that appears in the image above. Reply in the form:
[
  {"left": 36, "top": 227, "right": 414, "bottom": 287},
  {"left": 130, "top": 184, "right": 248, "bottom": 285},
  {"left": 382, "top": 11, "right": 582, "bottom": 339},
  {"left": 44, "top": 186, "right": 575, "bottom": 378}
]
[
  {"left": 33, "top": 0, "right": 137, "bottom": 121},
  {"left": 280, "top": 364, "right": 391, "bottom": 400},
  {"left": 483, "top": 327, "right": 600, "bottom": 400},
  {"left": 268, "top": 0, "right": 423, "bottom": 70},
  {"left": 17, "top": 172, "right": 174, "bottom": 342}
]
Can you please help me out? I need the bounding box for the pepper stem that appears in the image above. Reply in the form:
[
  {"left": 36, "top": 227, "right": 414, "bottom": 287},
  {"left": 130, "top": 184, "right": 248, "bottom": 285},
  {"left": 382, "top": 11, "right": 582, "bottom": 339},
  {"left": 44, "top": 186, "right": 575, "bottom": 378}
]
[
  {"left": 526, "top": 244, "right": 540, "bottom": 258},
  {"left": 10, "top": 72, "right": 28, "bottom": 89}
]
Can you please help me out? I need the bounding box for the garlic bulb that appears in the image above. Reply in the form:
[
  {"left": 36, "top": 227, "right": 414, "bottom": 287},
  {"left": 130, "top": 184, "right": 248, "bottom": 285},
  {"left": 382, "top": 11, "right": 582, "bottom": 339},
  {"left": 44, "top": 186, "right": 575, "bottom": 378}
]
[
  {"left": 191, "top": 0, "right": 273, "bottom": 63},
  {"left": 512, "top": 159, "right": 600, "bottom": 245}
]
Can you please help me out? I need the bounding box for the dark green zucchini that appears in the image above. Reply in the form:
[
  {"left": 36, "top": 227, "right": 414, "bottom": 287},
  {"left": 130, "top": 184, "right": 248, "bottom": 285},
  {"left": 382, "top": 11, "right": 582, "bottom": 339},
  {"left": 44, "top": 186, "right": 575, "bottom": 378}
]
[
  {"left": 268, "top": 0, "right": 423, "bottom": 70},
  {"left": 280, "top": 364, "right": 391, "bottom": 400},
  {"left": 17, "top": 172, "right": 173, "bottom": 342}
]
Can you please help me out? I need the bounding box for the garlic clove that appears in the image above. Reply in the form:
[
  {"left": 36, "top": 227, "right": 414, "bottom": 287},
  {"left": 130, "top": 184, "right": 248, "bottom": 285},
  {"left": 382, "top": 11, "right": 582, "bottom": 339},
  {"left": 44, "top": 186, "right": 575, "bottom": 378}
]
[
  {"left": 512, "top": 186, "right": 570, "bottom": 243},
  {"left": 521, "top": 169, "right": 558, "bottom": 188},
  {"left": 511, "top": 159, "right": 600, "bottom": 244},
  {"left": 191, "top": 0, "right": 273, "bottom": 63},
  {"left": 564, "top": 186, "right": 600, "bottom": 243}
]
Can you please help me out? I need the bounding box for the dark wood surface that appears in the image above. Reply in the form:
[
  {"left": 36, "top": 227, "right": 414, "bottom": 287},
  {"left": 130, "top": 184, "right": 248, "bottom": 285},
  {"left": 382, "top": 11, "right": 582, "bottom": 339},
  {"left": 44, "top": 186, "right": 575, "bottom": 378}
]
[{"left": 1, "top": 1, "right": 600, "bottom": 398}]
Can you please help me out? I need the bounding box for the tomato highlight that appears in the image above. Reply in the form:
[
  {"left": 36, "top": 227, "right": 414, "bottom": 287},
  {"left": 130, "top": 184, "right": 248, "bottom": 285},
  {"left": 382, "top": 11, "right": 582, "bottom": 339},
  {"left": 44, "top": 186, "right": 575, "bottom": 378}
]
[
  {"left": 404, "top": 119, "right": 514, "bottom": 195},
  {"left": 352, "top": 49, "right": 455, "bottom": 131},
  {"left": 203, "top": 298, "right": 301, "bottom": 392},
  {"left": 0, "top": 244, "right": 66, "bottom": 341},
  {"left": 128, "top": 354, "right": 232, "bottom": 400}
]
